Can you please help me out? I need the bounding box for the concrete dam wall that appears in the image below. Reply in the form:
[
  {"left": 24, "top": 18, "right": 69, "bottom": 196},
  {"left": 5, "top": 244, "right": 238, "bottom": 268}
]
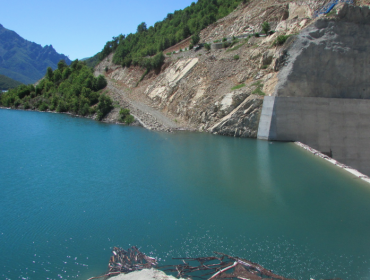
[
  {"left": 258, "top": 4, "right": 370, "bottom": 175},
  {"left": 258, "top": 96, "right": 370, "bottom": 175}
]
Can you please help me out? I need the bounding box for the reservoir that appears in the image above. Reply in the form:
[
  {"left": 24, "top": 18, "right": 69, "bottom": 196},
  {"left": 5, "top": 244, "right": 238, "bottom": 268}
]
[{"left": 1, "top": 108, "right": 370, "bottom": 280}]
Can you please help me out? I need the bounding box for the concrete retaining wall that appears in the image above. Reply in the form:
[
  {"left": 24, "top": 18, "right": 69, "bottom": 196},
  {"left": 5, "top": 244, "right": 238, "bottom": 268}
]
[{"left": 257, "top": 96, "right": 370, "bottom": 175}]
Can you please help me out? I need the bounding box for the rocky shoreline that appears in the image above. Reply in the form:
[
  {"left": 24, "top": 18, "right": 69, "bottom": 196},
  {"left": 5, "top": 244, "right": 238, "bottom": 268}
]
[{"left": 0, "top": 95, "right": 192, "bottom": 133}]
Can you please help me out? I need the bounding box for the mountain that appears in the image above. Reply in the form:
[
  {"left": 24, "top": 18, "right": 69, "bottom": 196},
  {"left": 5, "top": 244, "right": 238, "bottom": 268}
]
[
  {"left": 0, "top": 24, "right": 71, "bottom": 84},
  {"left": 0, "top": 74, "right": 22, "bottom": 90}
]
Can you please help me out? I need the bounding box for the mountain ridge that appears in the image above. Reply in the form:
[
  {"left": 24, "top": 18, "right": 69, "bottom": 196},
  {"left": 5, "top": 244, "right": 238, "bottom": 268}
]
[{"left": 0, "top": 23, "right": 71, "bottom": 84}]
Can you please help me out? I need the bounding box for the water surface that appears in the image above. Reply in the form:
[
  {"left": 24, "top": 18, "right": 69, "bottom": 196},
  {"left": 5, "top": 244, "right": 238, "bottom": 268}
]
[{"left": 1, "top": 109, "right": 370, "bottom": 280}]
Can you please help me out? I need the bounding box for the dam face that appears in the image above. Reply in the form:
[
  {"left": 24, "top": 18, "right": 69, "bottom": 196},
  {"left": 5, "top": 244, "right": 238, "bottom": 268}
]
[{"left": 257, "top": 96, "right": 370, "bottom": 175}]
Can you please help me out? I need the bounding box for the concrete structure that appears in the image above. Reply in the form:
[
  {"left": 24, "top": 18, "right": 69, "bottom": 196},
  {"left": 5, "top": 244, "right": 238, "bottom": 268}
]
[
  {"left": 257, "top": 96, "right": 370, "bottom": 175},
  {"left": 211, "top": 43, "right": 223, "bottom": 50}
]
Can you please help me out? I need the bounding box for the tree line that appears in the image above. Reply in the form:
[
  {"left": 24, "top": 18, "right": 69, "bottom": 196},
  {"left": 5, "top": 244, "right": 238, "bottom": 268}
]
[
  {"left": 87, "top": 0, "right": 244, "bottom": 69},
  {"left": 0, "top": 60, "right": 115, "bottom": 121}
]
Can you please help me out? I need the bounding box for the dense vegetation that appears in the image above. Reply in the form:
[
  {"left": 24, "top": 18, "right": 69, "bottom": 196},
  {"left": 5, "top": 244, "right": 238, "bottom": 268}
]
[
  {"left": 0, "top": 74, "right": 22, "bottom": 90},
  {"left": 0, "top": 24, "right": 71, "bottom": 84},
  {"left": 87, "top": 0, "right": 244, "bottom": 68},
  {"left": 119, "top": 108, "right": 135, "bottom": 124},
  {"left": 0, "top": 59, "right": 116, "bottom": 121}
]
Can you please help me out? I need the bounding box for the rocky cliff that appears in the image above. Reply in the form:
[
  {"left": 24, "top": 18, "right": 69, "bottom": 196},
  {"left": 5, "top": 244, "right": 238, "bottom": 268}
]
[
  {"left": 95, "top": 0, "right": 366, "bottom": 139},
  {"left": 274, "top": 4, "right": 370, "bottom": 99}
]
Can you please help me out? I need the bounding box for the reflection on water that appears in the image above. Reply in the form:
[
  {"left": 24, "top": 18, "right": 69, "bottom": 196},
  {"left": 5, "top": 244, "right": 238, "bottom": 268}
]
[{"left": 1, "top": 109, "right": 370, "bottom": 280}]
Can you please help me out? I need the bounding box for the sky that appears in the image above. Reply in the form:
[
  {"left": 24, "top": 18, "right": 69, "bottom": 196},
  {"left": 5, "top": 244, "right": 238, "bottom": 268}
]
[{"left": 2, "top": 0, "right": 195, "bottom": 60}]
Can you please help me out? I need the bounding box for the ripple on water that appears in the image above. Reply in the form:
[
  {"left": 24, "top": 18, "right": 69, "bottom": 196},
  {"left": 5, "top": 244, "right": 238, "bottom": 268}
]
[{"left": 1, "top": 109, "right": 370, "bottom": 280}]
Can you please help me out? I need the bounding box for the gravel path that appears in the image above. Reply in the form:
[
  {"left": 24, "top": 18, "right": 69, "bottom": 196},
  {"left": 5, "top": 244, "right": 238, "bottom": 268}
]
[{"left": 106, "top": 81, "right": 180, "bottom": 132}]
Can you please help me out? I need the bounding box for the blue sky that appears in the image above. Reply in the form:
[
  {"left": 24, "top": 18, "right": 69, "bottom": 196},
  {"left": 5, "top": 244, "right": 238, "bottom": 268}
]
[{"left": 2, "top": 0, "right": 195, "bottom": 60}]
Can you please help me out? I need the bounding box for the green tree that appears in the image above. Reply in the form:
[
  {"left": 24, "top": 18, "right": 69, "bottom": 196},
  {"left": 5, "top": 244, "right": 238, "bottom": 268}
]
[
  {"left": 53, "top": 69, "right": 62, "bottom": 83},
  {"left": 46, "top": 67, "right": 53, "bottom": 80},
  {"left": 137, "top": 22, "right": 147, "bottom": 33},
  {"left": 94, "top": 75, "right": 107, "bottom": 90},
  {"left": 119, "top": 108, "right": 135, "bottom": 124},
  {"left": 96, "top": 94, "right": 113, "bottom": 121},
  {"left": 151, "top": 52, "right": 165, "bottom": 69},
  {"left": 261, "top": 21, "right": 270, "bottom": 35},
  {"left": 191, "top": 33, "right": 200, "bottom": 45},
  {"left": 57, "top": 60, "right": 68, "bottom": 71}
]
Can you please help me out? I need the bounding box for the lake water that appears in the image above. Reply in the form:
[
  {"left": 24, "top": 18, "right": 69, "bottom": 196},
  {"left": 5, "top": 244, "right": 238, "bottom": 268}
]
[{"left": 1, "top": 108, "right": 370, "bottom": 280}]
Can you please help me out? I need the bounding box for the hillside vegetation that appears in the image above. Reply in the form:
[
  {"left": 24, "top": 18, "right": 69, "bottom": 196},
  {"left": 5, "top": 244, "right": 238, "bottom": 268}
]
[
  {"left": 0, "top": 74, "right": 22, "bottom": 90},
  {"left": 0, "top": 60, "right": 117, "bottom": 121},
  {"left": 87, "top": 0, "right": 244, "bottom": 68},
  {"left": 0, "top": 24, "right": 71, "bottom": 84}
]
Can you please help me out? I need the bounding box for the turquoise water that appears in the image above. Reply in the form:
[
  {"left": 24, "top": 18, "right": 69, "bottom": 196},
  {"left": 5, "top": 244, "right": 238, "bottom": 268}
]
[{"left": 1, "top": 109, "right": 370, "bottom": 280}]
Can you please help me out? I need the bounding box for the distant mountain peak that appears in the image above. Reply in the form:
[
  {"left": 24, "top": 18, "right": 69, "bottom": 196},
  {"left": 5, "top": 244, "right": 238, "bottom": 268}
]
[{"left": 0, "top": 23, "right": 71, "bottom": 84}]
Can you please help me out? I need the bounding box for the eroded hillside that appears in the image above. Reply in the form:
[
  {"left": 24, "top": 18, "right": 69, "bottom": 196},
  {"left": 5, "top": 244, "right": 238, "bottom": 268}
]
[{"left": 95, "top": 0, "right": 362, "bottom": 137}]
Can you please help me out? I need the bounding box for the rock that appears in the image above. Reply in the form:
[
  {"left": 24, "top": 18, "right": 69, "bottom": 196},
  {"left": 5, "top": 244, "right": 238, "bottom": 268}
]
[
  {"left": 109, "top": 268, "right": 185, "bottom": 280},
  {"left": 274, "top": 4, "right": 370, "bottom": 99},
  {"left": 288, "top": 2, "right": 312, "bottom": 20},
  {"left": 260, "top": 50, "right": 275, "bottom": 68},
  {"left": 209, "top": 95, "right": 263, "bottom": 138}
]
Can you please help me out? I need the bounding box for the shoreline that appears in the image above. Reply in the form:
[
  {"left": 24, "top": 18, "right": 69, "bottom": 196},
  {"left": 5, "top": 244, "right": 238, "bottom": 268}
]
[
  {"left": 294, "top": 141, "right": 370, "bottom": 184},
  {"left": 0, "top": 106, "right": 194, "bottom": 132},
  {"left": 0, "top": 106, "right": 198, "bottom": 132},
  {"left": 3, "top": 106, "right": 369, "bottom": 182}
]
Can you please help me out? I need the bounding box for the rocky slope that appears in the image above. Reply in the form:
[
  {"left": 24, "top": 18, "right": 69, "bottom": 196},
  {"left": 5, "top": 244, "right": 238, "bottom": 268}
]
[
  {"left": 274, "top": 3, "right": 370, "bottom": 99},
  {"left": 95, "top": 0, "right": 362, "bottom": 137}
]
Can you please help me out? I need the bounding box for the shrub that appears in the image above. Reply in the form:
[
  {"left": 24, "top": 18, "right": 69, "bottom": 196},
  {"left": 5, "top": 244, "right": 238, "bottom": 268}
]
[
  {"left": 94, "top": 75, "right": 107, "bottom": 90},
  {"left": 150, "top": 52, "right": 165, "bottom": 69},
  {"left": 124, "top": 115, "right": 135, "bottom": 125},
  {"left": 56, "top": 100, "right": 68, "bottom": 112},
  {"left": 251, "top": 81, "right": 265, "bottom": 96},
  {"left": 23, "top": 101, "right": 30, "bottom": 109},
  {"left": 79, "top": 103, "right": 90, "bottom": 116},
  {"left": 233, "top": 55, "right": 239, "bottom": 60},
  {"left": 231, "top": 83, "right": 245, "bottom": 90},
  {"left": 166, "top": 52, "right": 172, "bottom": 55},
  {"left": 96, "top": 94, "right": 113, "bottom": 121},
  {"left": 204, "top": 43, "right": 211, "bottom": 51},
  {"left": 222, "top": 37, "right": 227, "bottom": 42},
  {"left": 273, "top": 35, "right": 291, "bottom": 46},
  {"left": 14, "top": 98, "right": 21, "bottom": 108},
  {"left": 119, "top": 108, "right": 135, "bottom": 124},
  {"left": 254, "top": 33, "right": 260, "bottom": 37},
  {"left": 261, "top": 21, "right": 270, "bottom": 35},
  {"left": 189, "top": 44, "right": 194, "bottom": 50},
  {"left": 38, "top": 102, "right": 49, "bottom": 111},
  {"left": 222, "top": 41, "right": 230, "bottom": 48},
  {"left": 191, "top": 33, "right": 200, "bottom": 45}
]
